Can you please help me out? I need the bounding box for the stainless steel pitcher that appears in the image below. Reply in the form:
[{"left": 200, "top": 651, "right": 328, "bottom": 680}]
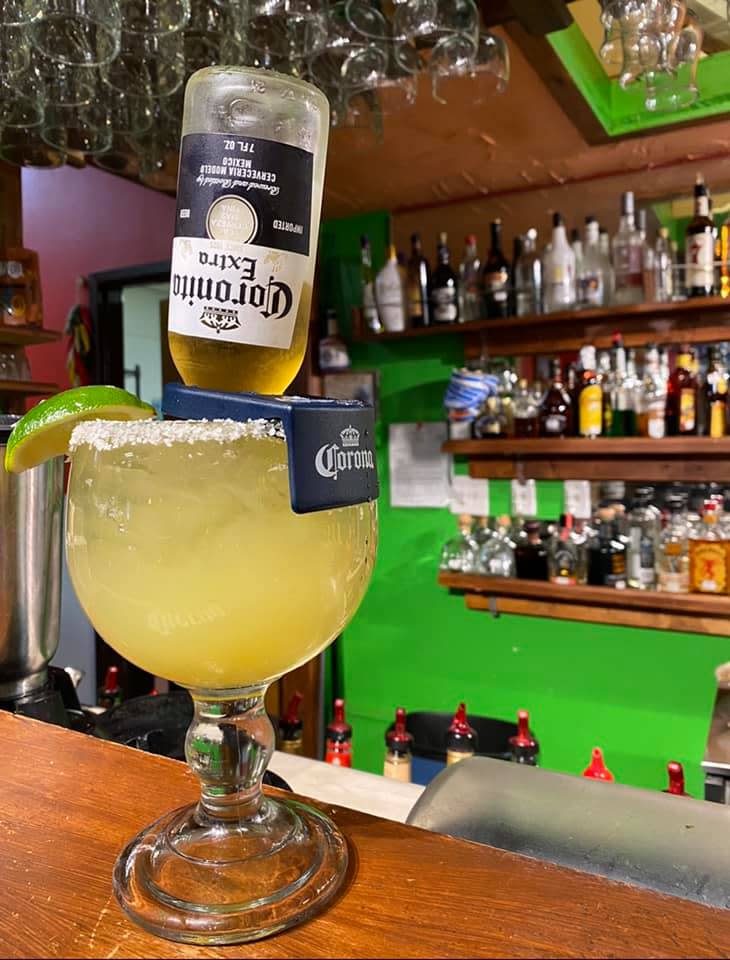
[{"left": 0, "top": 416, "right": 63, "bottom": 700}]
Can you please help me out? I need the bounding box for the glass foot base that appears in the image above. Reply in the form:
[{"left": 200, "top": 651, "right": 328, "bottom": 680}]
[{"left": 113, "top": 796, "right": 348, "bottom": 945}]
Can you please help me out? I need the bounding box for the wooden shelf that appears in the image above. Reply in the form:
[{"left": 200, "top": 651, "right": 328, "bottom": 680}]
[
  {"left": 438, "top": 572, "right": 730, "bottom": 636},
  {"left": 443, "top": 436, "right": 730, "bottom": 483},
  {"left": 0, "top": 326, "right": 61, "bottom": 347},
  {"left": 0, "top": 379, "right": 57, "bottom": 396},
  {"left": 352, "top": 296, "right": 730, "bottom": 355}
]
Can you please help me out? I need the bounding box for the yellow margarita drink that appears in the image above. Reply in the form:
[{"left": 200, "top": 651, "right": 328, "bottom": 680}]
[{"left": 65, "top": 418, "right": 376, "bottom": 690}]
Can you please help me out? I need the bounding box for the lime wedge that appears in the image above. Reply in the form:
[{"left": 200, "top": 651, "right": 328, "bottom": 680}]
[{"left": 4, "top": 386, "right": 156, "bottom": 473}]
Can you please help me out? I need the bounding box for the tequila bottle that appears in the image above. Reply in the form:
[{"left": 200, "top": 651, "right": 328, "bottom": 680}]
[
  {"left": 440, "top": 514, "right": 478, "bottom": 573},
  {"left": 478, "top": 515, "right": 515, "bottom": 577}
]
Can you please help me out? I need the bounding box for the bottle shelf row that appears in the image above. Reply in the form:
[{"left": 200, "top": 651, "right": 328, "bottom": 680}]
[
  {"left": 0, "top": 325, "right": 61, "bottom": 347},
  {"left": 352, "top": 296, "right": 730, "bottom": 356},
  {"left": 438, "top": 572, "right": 730, "bottom": 637}
]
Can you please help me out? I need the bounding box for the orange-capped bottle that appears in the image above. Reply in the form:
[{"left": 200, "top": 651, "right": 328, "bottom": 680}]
[
  {"left": 582, "top": 746, "right": 615, "bottom": 782},
  {"left": 325, "top": 698, "right": 352, "bottom": 767}
]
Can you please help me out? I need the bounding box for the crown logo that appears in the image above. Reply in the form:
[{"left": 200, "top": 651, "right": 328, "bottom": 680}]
[{"left": 340, "top": 426, "right": 360, "bottom": 448}]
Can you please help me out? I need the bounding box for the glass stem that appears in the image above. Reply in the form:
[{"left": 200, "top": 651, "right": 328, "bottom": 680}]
[{"left": 185, "top": 686, "right": 274, "bottom": 823}]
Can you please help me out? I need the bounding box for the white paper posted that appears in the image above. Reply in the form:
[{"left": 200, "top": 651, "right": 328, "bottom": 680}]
[
  {"left": 389, "top": 422, "right": 450, "bottom": 508},
  {"left": 564, "top": 480, "right": 592, "bottom": 519},
  {"left": 449, "top": 474, "right": 490, "bottom": 516},
  {"left": 511, "top": 478, "right": 537, "bottom": 516}
]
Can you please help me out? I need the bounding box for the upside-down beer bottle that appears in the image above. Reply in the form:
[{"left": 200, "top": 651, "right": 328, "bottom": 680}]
[{"left": 168, "top": 67, "right": 330, "bottom": 394}]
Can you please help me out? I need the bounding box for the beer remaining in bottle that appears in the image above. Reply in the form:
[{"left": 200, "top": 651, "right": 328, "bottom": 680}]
[
  {"left": 406, "top": 232, "right": 430, "bottom": 327},
  {"left": 459, "top": 234, "right": 482, "bottom": 324},
  {"left": 576, "top": 344, "right": 603, "bottom": 438},
  {"left": 98, "top": 665, "right": 122, "bottom": 709},
  {"left": 663, "top": 761, "right": 690, "bottom": 796},
  {"left": 430, "top": 233, "right": 459, "bottom": 324},
  {"left": 515, "top": 521, "right": 549, "bottom": 581},
  {"left": 168, "top": 67, "right": 329, "bottom": 394},
  {"left": 689, "top": 499, "right": 728, "bottom": 595},
  {"left": 587, "top": 507, "right": 627, "bottom": 588},
  {"left": 509, "top": 709, "right": 539, "bottom": 765},
  {"left": 384, "top": 707, "right": 414, "bottom": 783},
  {"left": 325, "top": 698, "right": 353, "bottom": 767},
  {"left": 278, "top": 691, "right": 304, "bottom": 754},
  {"left": 481, "top": 219, "right": 510, "bottom": 319},
  {"left": 582, "top": 746, "right": 615, "bottom": 782},
  {"left": 539, "top": 359, "right": 573, "bottom": 437},
  {"left": 445, "top": 701, "right": 478, "bottom": 765},
  {"left": 665, "top": 347, "right": 698, "bottom": 436},
  {"left": 685, "top": 173, "right": 715, "bottom": 298},
  {"left": 704, "top": 346, "right": 729, "bottom": 439}
]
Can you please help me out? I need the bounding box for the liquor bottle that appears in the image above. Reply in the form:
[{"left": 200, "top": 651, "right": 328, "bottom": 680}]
[
  {"left": 663, "top": 761, "right": 690, "bottom": 797},
  {"left": 637, "top": 343, "right": 666, "bottom": 439},
  {"left": 577, "top": 216, "right": 608, "bottom": 307},
  {"left": 513, "top": 227, "right": 543, "bottom": 316},
  {"left": 98, "top": 665, "right": 122, "bottom": 709},
  {"left": 473, "top": 516, "right": 492, "bottom": 550},
  {"left": 458, "top": 234, "right": 481, "bottom": 324},
  {"left": 384, "top": 707, "right": 414, "bottom": 783},
  {"left": 627, "top": 490, "right": 657, "bottom": 590},
  {"left": 665, "top": 347, "right": 698, "bottom": 436},
  {"left": 638, "top": 209, "right": 656, "bottom": 301},
  {"left": 0, "top": 236, "right": 43, "bottom": 328},
  {"left": 481, "top": 219, "right": 511, "bottom": 319},
  {"left": 445, "top": 702, "right": 478, "bottom": 766},
  {"left": 587, "top": 507, "right": 627, "bottom": 588},
  {"left": 515, "top": 521, "right": 549, "bottom": 581},
  {"left": 543, "top": 212, "right": 576, "bottom": 313},
  {"left": 721, "top": 212, "right": 730, "bottom": 300},
  {"left": 571, "top": 227, "right": 583, "bottom": 297},
  {"left": 511, "top": 234, "right": 523, "bottom": 315},
  {"left": 508, "top": 709, "right": 539, "bottom": 765},
  {"left": 539, "top": 358, "right": 573, "bottom": 437},
  {"left": 612, "top": 191, "right": 644, "bottom": 306},
  {"left": 623, "top": 348, "right": 641, "bottom": 437},
  {"left": 598, "top": 225, "right": 616, "bottom": 303},
  {"left": 478, "top": 515, "right": 515, "bottom": 576},
  {"left": 473, "top": 396, "right": 507, "bottom": 439},
  {"left": 375, "top": 244, "right": 407, "bottom": 333},
  {"left": 278, "top": 691, "right": 304, "bottom": 754},
  {"left": 406, "top": 232, "right": 430, "bottom": 327},
  {"left": 439, "top": 514, "right": 478, "bottom": 573},
  {"left": 576, "top": 344, "right": 603, "bottom": 438},
  {"left": 513, "top": 377, "right": 539, "bottom": 438},
  {"left": 360, "top": 235, "right": 381, "bottom": 334},
  {"left": 685, "top": 174, "right": 715, "bottom": 298},
  {"left": 607, "top": 332, "right": 631, "bottom": 437},
  {"left": 430, "top": 233, "right": 459, "bottom": 324},
  {"left": 318, "top": 307, "right": 350, "bottom": 373},
  {"left": 689, "top": 499, "right": 728, "bottom": 594},
  {"left": 582, "top": 747, "right": 615, "bottom": 782},
  {"left": 704, "top": 345, "right": 729, "bottom": 439},
  {"left": 657, "top": 494, "right": 690, "bottom": 593},
  {"left": 325, "top": 698, "right": 352, "bottom": 767},
  {"left": 654, "top": 227, "right": 674, "bottom": 303},
  {"left": 168, "top": 67, "right": 329, "bottom": 394},
  {"left": 549, "top": 513, "right": 584, "bottom": 585}
]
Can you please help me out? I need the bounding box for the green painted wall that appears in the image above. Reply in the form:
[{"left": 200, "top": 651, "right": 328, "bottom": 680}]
[{"left": 320, "top": 214, "right": 729, "bottom": 798}]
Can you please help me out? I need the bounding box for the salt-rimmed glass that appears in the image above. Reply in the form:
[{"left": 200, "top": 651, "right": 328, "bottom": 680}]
[{"left": 65, "top": 417, "right": 377, "bottom": 944}]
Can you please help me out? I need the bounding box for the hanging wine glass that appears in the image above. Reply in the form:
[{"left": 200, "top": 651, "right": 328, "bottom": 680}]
[{"left": 31, "top": 0, "right": 122, "bottom": 67}]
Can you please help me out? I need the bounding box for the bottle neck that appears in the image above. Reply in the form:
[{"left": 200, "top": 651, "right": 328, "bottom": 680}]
[{"left": 490, "top": 224, "right": 502, "bottom": 252}]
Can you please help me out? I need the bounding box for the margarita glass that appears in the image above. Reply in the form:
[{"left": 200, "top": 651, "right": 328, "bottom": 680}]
[{"left": 65, "top": 417, "right": 377, "bottom": 944}]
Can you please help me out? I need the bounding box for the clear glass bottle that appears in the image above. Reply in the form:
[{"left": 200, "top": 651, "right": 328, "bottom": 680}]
[
  {"left": 473, "top": 396, "right": 507, "bottom": 439},
  {"left": 654, "top": 227, "right": 674, "bottom": 303},
  {"left": 627, "top": 491, "right": 658, "bottom": 590},
  {"left": 478, "top": 515, "right": 516, "bottom": 577},
  {"left": 612, "top": 190, "right": 644, "bottom": 306},
  {"left": 473, "top": 515, "right": 492, "bottom": 550},
  {"left": 571, "top": 227, "right": 584, "bottom": 302},
  {"left": 458, "top": 234, "right": 482, "bottom": 324},
  {"left": 440, "top": 514, "right": 478, "bottom": 573},
  {"left": 513, "top": 377, "right": 539, "bottom": 438},
  {"left": 549, "top": 513, "right": 585, "bottom": 585},
  {"left": 168, "top": 66, "right": 330, "bottom": 393},
  {"left": 360, "top": 235, "right": 382, "bottom": 333},
  {"left": 481, "top": 219, "right": 511, "bottom": 319},
  {"left": 406, "top": 232, "right": 430, "bottom": 328},
  {"left": 587, "top": 506, "right": 627, "bottom": 588},
  {"left": 577, "top": 216, "right": 609, "bottom": 307},
  {"left": 375, "top": 244, "right": 407, "bottom": 333},
  {"left": 513, "top": 227, "right": 542, "bottom": 316},
  {"left": 430, "top": 232, "right": 459, "bottom": 324},
  {"left": 515, "top": 521, "right": 549, "bottom": 581},
  {"left": 543, "top": 212, "right": 576, "bottom": 313},
  {"left": 445, "top": 702, "right": 478, "bottom": 765},
  {"left": 689, "top": 499, "right": 728, "bottom": 594},
  {"left": 657, "top": 495, "right": 689, "bottom": 593},
  {"left": 599, "top": 226, "right": 616, "bottom": 303},
  {"left": 638, "top": 209, "right": 656, "bottom": 302}
]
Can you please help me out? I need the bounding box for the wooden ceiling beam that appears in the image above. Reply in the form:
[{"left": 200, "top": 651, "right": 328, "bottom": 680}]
[{"left": 480, "top": 0, "right": 573, "bottom": 35}]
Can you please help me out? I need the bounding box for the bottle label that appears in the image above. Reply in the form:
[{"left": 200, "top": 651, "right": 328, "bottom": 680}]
[
  {"left": 169, "top": 132, "right": 314, "bottom": 349},
  {"left": 362, "top": 282, "right": 378, "bottom": 326},
  {"left": 578, "top": 272, "right": 603, "bottom": 306},
  {"left": 484, "top": 269, "right": 508, "bottom": 294},
  {"left": 408, "top": 282, "right": 424, "bottom": 319},
  {"left": 551, "top": 574, "right": 577, "bottom": 586},
  {"left": 383, "top": 754, "right": 412, "bottom": 782},
  {"left": 648, "top": 401, "right": 666, "bottom": 438},
  {"left": 690, "top": 541, "right": 727, "bottom": 593},
  {"left": 659, "top": 571, "right": 687, "bottom": 593},
  {"left": 687, "top": 232, "right": 714, "bottom": 290},
  {"left": 679, "top": 388, "right": 696, "bottom": 432},
  {"left": 446, "top": 748, "right": 474, "bottom": 766},
  {"left": 579, "top": 384, "right": 603, "bottom": 437},
  {"left": 710, "top": 400, "right": 726, "bottom": 439},
  {"left": 544, "top": 413, "right": 567, "bottom": 435},
  {"left": 432, "top": 287, "right": 458, "bottom": 322}
]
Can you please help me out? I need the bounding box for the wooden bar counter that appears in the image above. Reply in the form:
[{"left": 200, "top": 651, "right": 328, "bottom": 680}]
[{"left": 2, "top": 711, "right": 730, "bottom": 959}]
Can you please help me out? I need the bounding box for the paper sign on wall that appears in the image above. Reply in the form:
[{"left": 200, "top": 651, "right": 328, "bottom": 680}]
[
  {"left": 511, "top": 478, "right": 537, "bottom": 516},
  {"left": 449, "top": 474, "right": 490, "bottom": 516},
  {"left": 564, "top": 480, "right": 592, "bottom": 519},
  {"left": 389, "top": 422, "right": 450, "bottom": 508}
]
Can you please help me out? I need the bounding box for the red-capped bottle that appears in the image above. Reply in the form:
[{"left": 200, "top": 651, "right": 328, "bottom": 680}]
[
  {"left": 663, "top": 760, "right": 690, "bottom": 796},
  {"left": 98, "top": 665, "right": 121, "bottom": 709},
  {"left": 446, "top": 701, "right": 478, "bottom": 766},
  {"left": 279, "top": 691, "right": 304, "bottom": 755},
  {"left": 582, "top": 746, "right": 615, "bottom": 782},
  {"left": 384, "top": 707, "right": 414, "bottom": 782},
  {"left": 325, "top": 698, "right": 352, "bottom": 767},
  {"left": 509, "top": 709, "right": 539, "bottom": 766}
]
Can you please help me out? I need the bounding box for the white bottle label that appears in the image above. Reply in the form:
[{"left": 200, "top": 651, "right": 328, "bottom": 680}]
[
  {"left": 432, "top": 287, "right": 458, "bottom": 322},
  {"left": 687, "top": 233, "right": 714, "bottom": 290},
  {"left": 169, "top": 133, "right": 313, "bottom": 349}
]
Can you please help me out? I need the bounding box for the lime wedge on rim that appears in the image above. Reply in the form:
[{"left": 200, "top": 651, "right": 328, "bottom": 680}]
[{"left": 4, "top": 385, "right": 156, "bottom": 474}]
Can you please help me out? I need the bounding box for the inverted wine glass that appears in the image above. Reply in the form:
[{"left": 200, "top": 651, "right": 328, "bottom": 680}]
[{"left": 65, "top": 416, "right": 377, "bottom": 944}]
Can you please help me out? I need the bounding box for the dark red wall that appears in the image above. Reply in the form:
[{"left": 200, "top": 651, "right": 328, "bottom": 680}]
[{"left": 22, "top": 166, "right": 176, "bottom": 387}]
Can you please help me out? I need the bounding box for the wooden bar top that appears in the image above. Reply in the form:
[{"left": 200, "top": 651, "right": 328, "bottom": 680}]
[{"left": 2, "top": 711, "right": 730, "bottom": 959}]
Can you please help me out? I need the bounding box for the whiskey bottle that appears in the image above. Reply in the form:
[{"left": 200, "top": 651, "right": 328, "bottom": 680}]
[
  {"left": 430, "top": 233, "right": 459, "bottom": 324},
  {"left": 406, "top": 232, "right": 430, "bottom": 327},
  {"left": 548, "top": 513, "right": 583, "bottom": 585},
  {"left": 685, "top": 174, "right": 715, "bottom": 298},
  {"left": 513, "top": 377, "right": 539, "bottom": 438},
  {"left": 704, "top": 345, "right": 728, "bottom": 439},
  {"left": 539, "top": 358, "right": 573, "bottom": 437},
  {"left": 587, "top": 506, "right": 627, "bottom": 588},
  {"left": 481, "top": 219, "right": 510, "bottom": 318},
  {"left": 657, "top": 495, "right": 689, "bottom": 593},
  {"left": 689, "top": 499, "right": 728, "bottom": 594},
  {"left": 576, "top": 344, "right": 603, "bottom": 438},
  {"left": 665, "top": 346, "right": 698, "bottom": 436},
  {"left": 515, "top": 521, "right": 549, "bottom": 581}
]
